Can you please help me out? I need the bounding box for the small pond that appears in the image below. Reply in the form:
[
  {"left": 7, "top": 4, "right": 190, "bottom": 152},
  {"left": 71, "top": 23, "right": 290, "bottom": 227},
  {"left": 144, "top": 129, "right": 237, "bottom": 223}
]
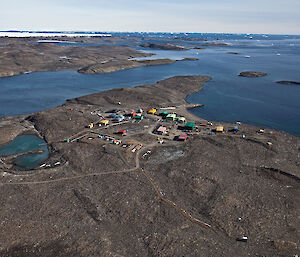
[{"left": 0, "top": 134, "right": 49, "bottom": 170}]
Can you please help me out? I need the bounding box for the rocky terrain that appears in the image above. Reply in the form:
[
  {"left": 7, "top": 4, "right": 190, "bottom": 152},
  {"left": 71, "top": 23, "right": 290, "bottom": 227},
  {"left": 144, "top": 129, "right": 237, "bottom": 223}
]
[
  {"left": 276, "top": 81, "right": 300, "bottom": 85},
  {"left": 193, "top": 42, "right": 229, "bottom": 48},
  {"left": 0, "top": 36, "right": 203, "bottom": 78},
  {"left": 140, "top": 43, "right": 188, "bottom": 51},
  {"left": 78, "top": 59, "right": 177, "bottom": 74},
  {"left": 200, "top": 42, "right": 229, "bottom": 47},
  {"left": 238, "top": 71, "right": 268, "bottom": 77},
  {"left": 0, "top": 76, "right": 299, "bottom": 257},
  {"left": 0, "top": 37, "right": 153, "bottom": 78}
]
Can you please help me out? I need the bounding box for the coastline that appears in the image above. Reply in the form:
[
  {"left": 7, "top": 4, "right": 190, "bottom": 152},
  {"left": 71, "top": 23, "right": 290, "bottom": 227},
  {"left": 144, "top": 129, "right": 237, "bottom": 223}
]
[
  {"left": 0, "top": 36, "right": 146, "bottom": 78},
  {"left": 0, "top": 75, "right": 299, "bottom": 256},
  {"left": 0, "top": 36, "right": 199, "bottom": 78}
]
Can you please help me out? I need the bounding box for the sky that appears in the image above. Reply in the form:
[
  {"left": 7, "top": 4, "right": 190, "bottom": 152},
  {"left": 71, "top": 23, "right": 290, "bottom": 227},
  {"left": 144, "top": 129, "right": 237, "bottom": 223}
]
[{"left": 1, "top": 0, "right": 300, "bottom": 35}]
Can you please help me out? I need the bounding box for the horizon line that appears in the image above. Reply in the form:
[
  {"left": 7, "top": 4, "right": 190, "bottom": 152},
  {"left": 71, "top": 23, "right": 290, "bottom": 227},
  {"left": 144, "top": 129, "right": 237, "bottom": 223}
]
[{"left": 1, "top": 30, "right": 300, "bottom": 36}]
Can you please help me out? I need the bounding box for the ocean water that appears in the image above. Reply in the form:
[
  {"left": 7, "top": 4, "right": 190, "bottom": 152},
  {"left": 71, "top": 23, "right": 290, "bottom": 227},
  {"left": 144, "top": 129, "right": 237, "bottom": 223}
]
[{"left": 0, "top": 33, "right": 300, "bottom": 137}]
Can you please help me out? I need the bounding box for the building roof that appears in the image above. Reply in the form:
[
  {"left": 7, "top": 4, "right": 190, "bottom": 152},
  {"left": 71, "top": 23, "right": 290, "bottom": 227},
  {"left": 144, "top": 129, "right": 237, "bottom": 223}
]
[
  {"left": 166, "top": 113, "right": 176, "bottom": 118},
  {"left": 157, "top": 126, "right": 167, "bottom": 133},
  {"left": 185, "top": 122, "right": 195, "bottom": 128},
  {"left": 159, "top": 111, "right": 168, "bottom": 115},
  {"left": 216, "top": 126, "right": 224, "bottom": 132},
  {"left": 148, "top": 108, "right": 157, "bottom": 114},
  {"left": 178, "top": 133, "right": 188, "bottom": 140}
]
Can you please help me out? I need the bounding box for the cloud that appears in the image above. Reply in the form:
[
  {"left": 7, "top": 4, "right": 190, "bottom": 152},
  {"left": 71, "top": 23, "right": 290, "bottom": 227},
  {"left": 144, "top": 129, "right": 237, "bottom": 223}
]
[{"left": 1, "top": 0, "right": 299, "bottom": 34}]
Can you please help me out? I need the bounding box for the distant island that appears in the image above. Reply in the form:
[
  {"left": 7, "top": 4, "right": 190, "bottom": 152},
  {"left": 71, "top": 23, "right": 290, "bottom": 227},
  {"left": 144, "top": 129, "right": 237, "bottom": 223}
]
[
  {"left": 0, "top": 37, "right": 182, "bottom": 78},
  {"left": 78, "top": 59, "right": 177, "bottom": 74},
  {"left": 238, "top": 71, "right": 268, "bottom": 77},
  {"left": 200, "top": 42, "right": 229, "bottom": 47},
  {"left": 140, "top": 42, "right": 188, "bottom": 51},
  {"left": 276, "top": 80, "right": 300, "bottom": 85}
]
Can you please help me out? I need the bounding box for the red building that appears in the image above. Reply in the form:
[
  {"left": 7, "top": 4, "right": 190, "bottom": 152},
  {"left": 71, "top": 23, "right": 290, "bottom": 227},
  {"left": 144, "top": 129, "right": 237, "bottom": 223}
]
[
  {"left": 178, "top": 133, "right": 188, "bottom": 141},
  {"left": 118, "top": 130, "right": 127, "bottom": 136}
]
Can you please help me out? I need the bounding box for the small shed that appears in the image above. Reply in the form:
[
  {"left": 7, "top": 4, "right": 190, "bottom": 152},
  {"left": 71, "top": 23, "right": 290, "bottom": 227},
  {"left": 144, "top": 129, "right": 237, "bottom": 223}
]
[
  {"left": 176, "top": 117, "right": 186, "bottom": 123},
  {"left": 233, "top": 126, "right": 239, "bottom": 132},
  {"left": 159, "top": 111, "right": 168, "bottom": 116},
  {"left": 185, "top": 122, "right": 195, "bottom": 130},
  {"left": 118, "top": 130, "right": 127, "bottom": 135},
  {"left": 88, "top": 123, "right": 94, "bottom": 128},
  {"left": 178, "top": 133, "right": 188, "bottom": 141},
  {"left": 113, "top": 115, "right": 124, "bottom": 122},
  {"left": 135, "top": 115, "right": 143, "bottom": 120},
  {"left": 100, "top": 120, "right": 109, "bottom": 126},
  {"left": 166, "top": 114, "right": 176, "bottom": 121},
  {"left": 148, "top": 108, "right": 157, "bottom": 115},
  {"left": 157, "top": 126, "right": 167, "bottom": 134},
  {"left": 108, "top": 114, "right": 118, "bottom": 118},
  {"left": 216, "top": 126, "right": 224, "bottom": 132}
]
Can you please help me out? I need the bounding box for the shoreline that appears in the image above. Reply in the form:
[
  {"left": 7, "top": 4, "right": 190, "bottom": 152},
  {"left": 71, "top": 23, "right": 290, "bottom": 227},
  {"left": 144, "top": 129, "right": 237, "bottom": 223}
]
[
  {"left": 0, "top": 75, "right": 211, "bottom": 145},
  {"left": 0, "top": 57, "right": 194, "bottom": 79},
  {"left": 1, "top": 75, "right": 299, "bottom": 159},
  {"left": 0, "top": 36, "right": 199, "bottom": 79},
  {"left": 1, "top": 73, "right": 299, "bottom": 139},
  {"left": 0, "top": 36, "right": 148, "bottom": 78}
]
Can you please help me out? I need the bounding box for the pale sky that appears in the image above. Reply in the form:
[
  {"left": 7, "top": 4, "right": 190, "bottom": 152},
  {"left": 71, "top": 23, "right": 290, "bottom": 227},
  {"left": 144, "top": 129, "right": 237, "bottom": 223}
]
[{"left": 1, "top": 0, "right": 300, "bottom": 34}]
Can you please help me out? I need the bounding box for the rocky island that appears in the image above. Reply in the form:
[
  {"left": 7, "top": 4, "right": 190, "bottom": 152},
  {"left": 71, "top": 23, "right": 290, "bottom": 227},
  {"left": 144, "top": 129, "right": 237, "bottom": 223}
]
[
  {"left": 276, "top": 80, "right": 300, "bottom": 85},
  {"left": 198, "top": 42, "right": 229, "bottom": 47},
  {"left": 0, "top": 36, "right": 204, "bottom": 78},
  {"left": 0, "top": 37, "right": 182, "bottom": 78},
  {"left": 0, "top": 75, "right": 299, "bottom": 257},
  {"left": 140, "top": 42, "right": 188, "bottom": 50},
  {"left": 238, "top": 71, "right": 268, "bottom": 77},
  {"left": 77, "top": 58, "right": 178, "bottom": 74}
]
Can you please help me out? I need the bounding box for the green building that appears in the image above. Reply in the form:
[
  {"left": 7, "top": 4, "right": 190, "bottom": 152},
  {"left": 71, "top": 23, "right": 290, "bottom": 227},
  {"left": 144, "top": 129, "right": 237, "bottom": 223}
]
[
  {"left": 159, "top": 111, "right": 168, "bottom": 116},
  {"left": 185, "top": 122, "right": 195, "bottom": 130}
]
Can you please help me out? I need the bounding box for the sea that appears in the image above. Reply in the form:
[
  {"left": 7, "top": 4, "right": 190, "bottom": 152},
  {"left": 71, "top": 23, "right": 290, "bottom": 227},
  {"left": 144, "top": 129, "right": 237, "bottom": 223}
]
[{"left": 0, "top": 31, "right": 300, "bottom": 137}]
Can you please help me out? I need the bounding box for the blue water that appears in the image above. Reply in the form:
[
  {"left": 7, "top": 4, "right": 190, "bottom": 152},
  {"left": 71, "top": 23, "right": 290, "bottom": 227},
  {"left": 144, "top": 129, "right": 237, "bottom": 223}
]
[
  {"left": 0, "top": 134, "right": 49, "bottom": 170},
  {"left": 0, "top": 33, "right": 300, "bottom": 137}
]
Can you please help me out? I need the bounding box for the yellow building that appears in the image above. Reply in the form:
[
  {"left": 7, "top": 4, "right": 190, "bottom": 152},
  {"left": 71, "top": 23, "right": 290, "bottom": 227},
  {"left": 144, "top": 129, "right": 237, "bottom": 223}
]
[
  {"left": 100, "top": 120, "right": 109, "bottom": 126},
  {"left": 216, "top": 126, "right": 224, "bottom": 132},
  {"left": 89, "top": 123, "right": 94, "bottom": 128},
  {"left": 148, "top": 108, "right": 157, "bottom": 115}
]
